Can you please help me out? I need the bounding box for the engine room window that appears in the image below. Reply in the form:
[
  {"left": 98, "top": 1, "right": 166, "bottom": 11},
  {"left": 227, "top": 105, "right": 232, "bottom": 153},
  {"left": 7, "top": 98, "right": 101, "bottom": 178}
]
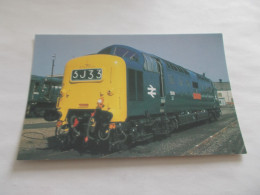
[
  {"left": 164, "top": 60, "right": 189, "bottom": 75},
  {"left": 192, "top": 82, "right": 199, "bottom": 88}
]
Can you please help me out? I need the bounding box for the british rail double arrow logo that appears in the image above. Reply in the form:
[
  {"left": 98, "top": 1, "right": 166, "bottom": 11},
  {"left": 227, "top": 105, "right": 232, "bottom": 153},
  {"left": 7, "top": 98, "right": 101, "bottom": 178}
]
[{"left": 147, "top": 85, "right": 156, "bottom": 98}]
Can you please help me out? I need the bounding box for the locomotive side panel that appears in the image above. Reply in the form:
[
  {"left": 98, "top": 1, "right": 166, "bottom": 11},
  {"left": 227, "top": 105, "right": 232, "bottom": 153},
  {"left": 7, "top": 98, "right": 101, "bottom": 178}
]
[
  {"left": 126, "top": 66, "right": 161, "bottom": 117},
  {"left": 164, "top": 69, "right": 194, "bottom": 113}
]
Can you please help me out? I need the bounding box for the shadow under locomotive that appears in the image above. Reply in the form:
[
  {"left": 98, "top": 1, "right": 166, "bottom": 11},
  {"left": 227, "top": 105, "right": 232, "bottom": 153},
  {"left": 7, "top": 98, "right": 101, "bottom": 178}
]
[{"left": 51, "top": 110, "right": 219, "bottom": 155}]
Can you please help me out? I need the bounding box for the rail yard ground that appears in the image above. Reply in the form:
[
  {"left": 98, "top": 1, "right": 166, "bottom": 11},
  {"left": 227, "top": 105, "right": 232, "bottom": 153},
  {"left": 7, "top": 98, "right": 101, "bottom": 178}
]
[{"left": 17, "top": 107, "right": 246, "bottom": 160}]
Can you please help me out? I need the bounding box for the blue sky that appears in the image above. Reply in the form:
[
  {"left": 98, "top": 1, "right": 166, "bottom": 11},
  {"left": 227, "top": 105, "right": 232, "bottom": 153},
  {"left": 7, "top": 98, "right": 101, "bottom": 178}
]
[{"left": 32, "top": 34, "right": 229, "bottom": 82}]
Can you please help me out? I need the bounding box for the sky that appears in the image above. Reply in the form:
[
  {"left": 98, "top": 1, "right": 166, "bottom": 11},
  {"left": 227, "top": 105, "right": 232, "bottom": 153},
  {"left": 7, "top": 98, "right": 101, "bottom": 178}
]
[{"left": 32, "top": 34, "right": 229, "bottom": 82}]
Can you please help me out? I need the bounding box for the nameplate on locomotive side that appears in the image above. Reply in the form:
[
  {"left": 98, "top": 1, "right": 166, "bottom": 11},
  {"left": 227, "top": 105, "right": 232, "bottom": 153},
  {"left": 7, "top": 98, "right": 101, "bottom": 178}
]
[
  {"left": 193, "top": 93, "right": 202, "bottom": 100},
  {"left": 71, "top": 68, "right": 102, "bottom": 81}
]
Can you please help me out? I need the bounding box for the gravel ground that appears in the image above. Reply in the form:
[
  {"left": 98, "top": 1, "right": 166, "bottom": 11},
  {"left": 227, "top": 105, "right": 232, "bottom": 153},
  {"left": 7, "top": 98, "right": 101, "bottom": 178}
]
[{"left": 17, "top": 107, "right": 245, "bottom": 160}]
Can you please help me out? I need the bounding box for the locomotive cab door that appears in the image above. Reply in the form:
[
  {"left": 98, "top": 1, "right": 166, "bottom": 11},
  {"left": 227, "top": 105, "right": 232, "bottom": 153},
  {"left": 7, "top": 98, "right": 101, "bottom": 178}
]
[{"left": 155, "top": 58, "right": 165, "bottom": 112}]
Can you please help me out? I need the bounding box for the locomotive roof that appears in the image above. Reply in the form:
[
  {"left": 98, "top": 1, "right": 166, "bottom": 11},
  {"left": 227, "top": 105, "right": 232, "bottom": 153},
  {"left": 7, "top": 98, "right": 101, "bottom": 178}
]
[{"left": 99, "top": 45, "right": 212, "bottom": 82}]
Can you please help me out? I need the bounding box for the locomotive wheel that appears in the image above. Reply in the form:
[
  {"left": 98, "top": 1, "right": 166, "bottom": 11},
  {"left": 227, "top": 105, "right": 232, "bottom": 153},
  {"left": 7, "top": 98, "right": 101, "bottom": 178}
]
[
  {"left": 215, "top": 111, "right": 221, "bottom": 120},
  {"left": 44, "top": 110, "right": 60, "bottom": 121},
  {"left": 98, "top": 125, "right": 110, "bottom": 141},
  {"left": 107, "top": 129, "right": 127, "bottom": 153},
  {"left": 171, "top": 119, "right": 178, "bottom": 131},
  {"left": 175, "top": 119, "right": 179, "bottom": 129},
  {"left": 208, "top": 112, "right": 216, "bottom": 122},
  {"left": 55, "top": 126, "right": 72, "bottom": 150}
]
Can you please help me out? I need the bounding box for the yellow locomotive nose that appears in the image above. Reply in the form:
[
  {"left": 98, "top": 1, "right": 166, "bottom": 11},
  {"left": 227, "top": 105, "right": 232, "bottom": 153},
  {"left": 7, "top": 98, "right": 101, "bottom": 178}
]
[
  {"left": 60, "top": 89, "right": 66, "bottom": 96},
  {"left": 57, "top": 55, "right": 127, "bottom": 123}
]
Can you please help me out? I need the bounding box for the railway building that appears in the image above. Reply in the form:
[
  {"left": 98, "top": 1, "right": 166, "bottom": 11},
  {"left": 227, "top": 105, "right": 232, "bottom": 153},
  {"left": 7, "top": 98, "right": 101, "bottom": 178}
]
[{"left": 213, "top": 80, "right": 233, "bottom": 106}]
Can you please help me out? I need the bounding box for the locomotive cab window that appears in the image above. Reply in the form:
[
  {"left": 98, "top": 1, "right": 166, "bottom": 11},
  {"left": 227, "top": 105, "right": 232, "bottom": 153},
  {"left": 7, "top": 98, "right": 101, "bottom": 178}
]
[
  {"left": 143, "top": 54, "right": 159, "bottom": 72},
  {"left": 127, "top": 69, "right": 144, "bottom": 101},
  {"left": 99, "top": 46, "right": 139, "bottom": 62},
  {"left": 113, "top": 47, "right": 139, "bottom": 62},
  {"left": 98, "top": 47, "right": 112, "bottom": 54}
]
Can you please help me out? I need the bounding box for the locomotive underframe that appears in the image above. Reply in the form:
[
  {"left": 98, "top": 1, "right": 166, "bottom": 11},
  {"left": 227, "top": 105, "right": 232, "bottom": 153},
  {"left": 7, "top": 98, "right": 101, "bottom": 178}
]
[{"left": 55, "top": 108, "right": 221, "bottom": 152}]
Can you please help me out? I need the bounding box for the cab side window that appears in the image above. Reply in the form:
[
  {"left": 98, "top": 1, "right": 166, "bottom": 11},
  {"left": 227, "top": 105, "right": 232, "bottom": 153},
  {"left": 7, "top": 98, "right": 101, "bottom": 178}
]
[{"left": 143, "top": 54, "right": 159, "bottom": 72}]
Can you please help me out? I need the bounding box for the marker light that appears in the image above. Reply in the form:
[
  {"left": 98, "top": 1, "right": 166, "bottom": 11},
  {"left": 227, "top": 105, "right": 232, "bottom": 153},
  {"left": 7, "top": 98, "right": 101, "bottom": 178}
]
[
  {"left": 56, "top": 120, "right": 63, "bottom": 127},
  {"left": 97, "top": 97, "right": 104, "bottom": 108},
  {"left": 91, "top": 111, "right": 96, "bottom": 117},
  {"left": 109, "top": 123, "right": 116, "bottom": 129},
  {"left": 73, "top": 118, "right": 79, "bottom": 127},
  {"left": 60, "top": 89, "right": 66, "bottom": 97}
]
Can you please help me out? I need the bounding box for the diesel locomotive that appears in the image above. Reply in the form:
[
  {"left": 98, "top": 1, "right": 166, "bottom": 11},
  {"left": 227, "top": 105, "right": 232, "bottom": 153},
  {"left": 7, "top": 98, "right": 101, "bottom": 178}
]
[{"left": 55, "top": 45, "right": 220, "bottom": 151}]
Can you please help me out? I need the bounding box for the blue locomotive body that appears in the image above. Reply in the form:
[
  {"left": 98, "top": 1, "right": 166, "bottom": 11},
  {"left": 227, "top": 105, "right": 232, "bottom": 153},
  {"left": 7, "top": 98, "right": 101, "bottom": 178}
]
[{"left": 98, "top": 45, "right": 220, "bottom": 120}]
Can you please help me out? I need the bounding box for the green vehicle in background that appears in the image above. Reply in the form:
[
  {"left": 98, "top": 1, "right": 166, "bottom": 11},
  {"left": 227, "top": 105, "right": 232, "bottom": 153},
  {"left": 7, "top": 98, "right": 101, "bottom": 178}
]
[{"left": 26, "top": 75, "right": 62, "bottom": 121}]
